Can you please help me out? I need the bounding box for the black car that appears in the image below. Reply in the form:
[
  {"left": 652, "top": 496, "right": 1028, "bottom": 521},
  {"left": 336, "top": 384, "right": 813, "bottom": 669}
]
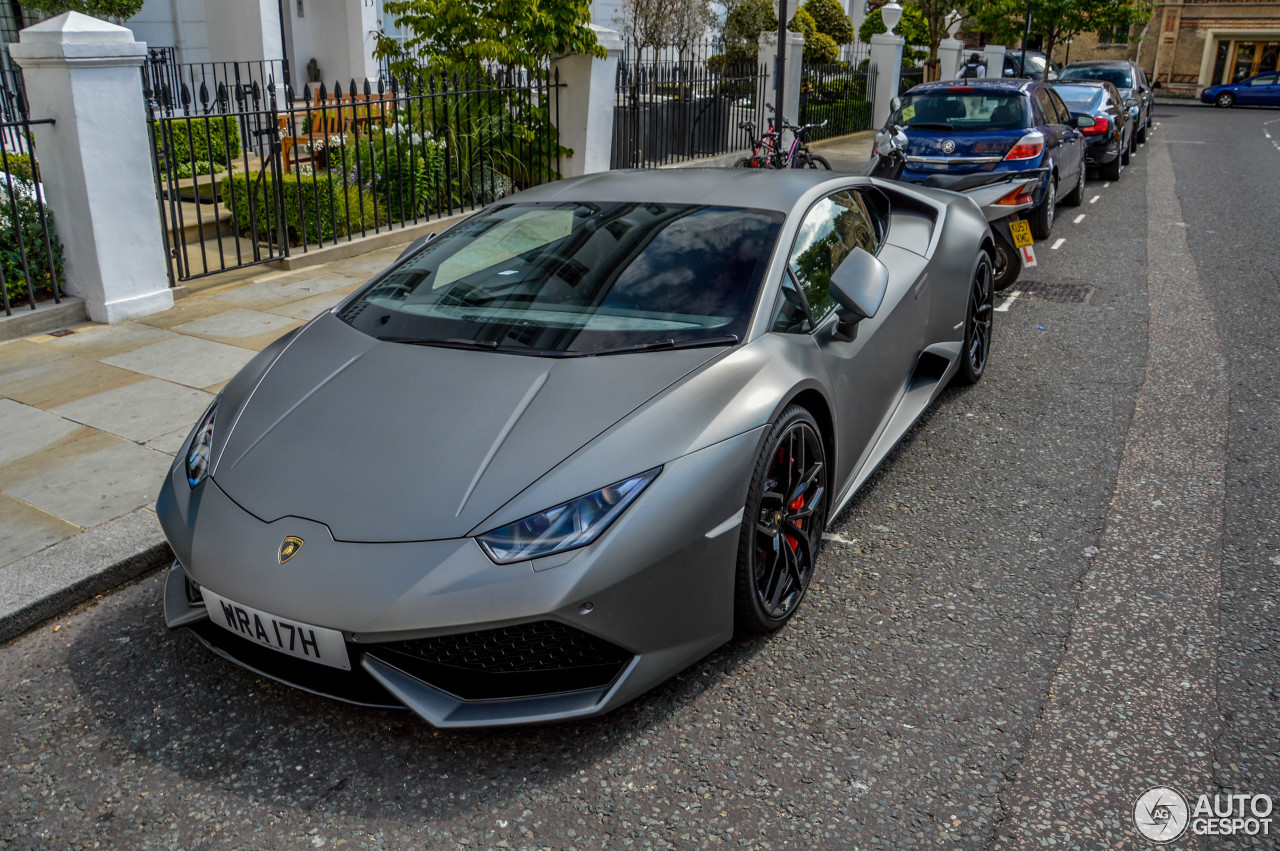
[
  {"left": 1052, "top": 80, "right": 1131, "bottom": 180},
  {"left": 1058, "top": 60, "right": 1156, "bottom": 144},
  {"left": 1002, "top": 49, "right": 1061, "bottom": 81}
]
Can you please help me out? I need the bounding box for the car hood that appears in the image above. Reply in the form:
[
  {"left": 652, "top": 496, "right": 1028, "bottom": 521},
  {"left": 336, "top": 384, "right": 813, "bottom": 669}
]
[{"left": 210, "top": 314, "right": 723, "bottom": 542}]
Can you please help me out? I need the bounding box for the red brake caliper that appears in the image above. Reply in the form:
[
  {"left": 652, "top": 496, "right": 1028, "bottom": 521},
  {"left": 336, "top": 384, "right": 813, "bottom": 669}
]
[{"left": 785, "top": 493, "right": 804, "bottom": 551}]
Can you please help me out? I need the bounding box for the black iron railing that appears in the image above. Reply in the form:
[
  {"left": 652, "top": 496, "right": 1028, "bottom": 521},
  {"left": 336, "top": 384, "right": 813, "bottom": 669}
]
[
  {"left": 0, "top": 96, "right": 64, "bottom": 317},
  {"left": 146, "top": 68, "right": 563, "bottom": 284},
  {"left": 800, "top": 62, "right": 877, "bottom": 142},
  {"left": 899, "top": 66, "right": 925, "bottom": 95},
  {"left": 612, "top": 54, "right": 769, "bottom": 168}
]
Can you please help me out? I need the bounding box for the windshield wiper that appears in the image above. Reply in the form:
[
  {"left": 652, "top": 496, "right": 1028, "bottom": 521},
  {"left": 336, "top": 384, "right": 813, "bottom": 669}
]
[
  {"left": 380, "top": 336, "right": 578, "bottom": 357},
  {"left": 578, "top": 334, "right": 740, "bottom": 357}
]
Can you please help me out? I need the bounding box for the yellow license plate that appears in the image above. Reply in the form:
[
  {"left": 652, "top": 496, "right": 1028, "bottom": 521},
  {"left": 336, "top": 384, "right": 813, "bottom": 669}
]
[{"left": 1009, "top": 220, "right": 1034, "bottom": 248}]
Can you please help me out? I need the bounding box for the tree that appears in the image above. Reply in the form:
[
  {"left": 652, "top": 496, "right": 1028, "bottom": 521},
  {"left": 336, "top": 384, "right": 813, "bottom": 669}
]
[
  {"left": 722, "top": 0, "right": 777, "bottom": 64},
  {"left": 23, "top": 0, "right": 145, "bottom": 16},
  {"left": 803, "top": 0, "right": 854, "bottom": 47},
  {"left": 375, "top": 0, "right": 602, "bottom": 77},
  {"left": 791, "top": 0, "right": 853, "bottom": 64},
  {"left": 619, "top": 0, "right": 714, "bottom": 57},
  {"left": 961, "top": 0, "right": 1149, "bottom": 62}
]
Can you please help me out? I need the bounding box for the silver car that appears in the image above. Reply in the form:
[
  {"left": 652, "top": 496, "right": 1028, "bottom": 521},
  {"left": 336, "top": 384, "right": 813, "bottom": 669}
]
[{"left": 158, "top": 168, "right": 996, "bottom": 728}]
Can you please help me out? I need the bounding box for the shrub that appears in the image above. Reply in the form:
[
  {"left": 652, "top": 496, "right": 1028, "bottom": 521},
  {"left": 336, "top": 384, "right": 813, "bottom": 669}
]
[
  {"left": 0, "top": 178, "right": 64, "bottom": 306},
  {"left": 338, "top": 125, "right": 445, "bottom": 221},
  {"left": 803, "top": 98, "right": 872, "bottom": 135},
  {"left": 220, "top": 171, "right": 380, "bottom": 246},
  {"left": 161, "top": 116, "right": 241, "bottom": 171},
  {"left": 1, "top": 153, "right": 37, "bottom": 183},
  {"left": 174, "top": 160, "right": 226, "bottom": 179},
  {"left": 804, "top": 31, "right": 840, "bottom": 64}
]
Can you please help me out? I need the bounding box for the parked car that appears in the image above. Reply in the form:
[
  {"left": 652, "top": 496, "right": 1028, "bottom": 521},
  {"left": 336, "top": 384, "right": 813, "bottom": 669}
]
[
  {"left": 158, "top": 168, "right": 999, "bottom": 728},
  {"left": 1201, "top": 71, "right": 1280, "bottom": 107},
  {"left": 887, "top": 79, "right": 1090, "bottom": 239},
  {"left": 1058, "top": 60, "right": 1156, "bottom": 144},
  {"left": 1052, "top": 79, "right": 1132, "bottom": 180},
  {"left": 1001, "top": 49, "right": 1061, "bottom": 81}
]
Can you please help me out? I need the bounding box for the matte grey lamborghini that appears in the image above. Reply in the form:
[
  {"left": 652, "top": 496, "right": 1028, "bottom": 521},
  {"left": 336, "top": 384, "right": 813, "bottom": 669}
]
[{"left": 158, "top": 168, "right": 996, "bottom": 728}]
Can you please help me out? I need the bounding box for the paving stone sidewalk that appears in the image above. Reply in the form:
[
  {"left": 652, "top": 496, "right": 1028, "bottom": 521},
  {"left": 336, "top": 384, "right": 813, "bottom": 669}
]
[{"left": 0, "top": 245, "right": 406, "bottom": 636}]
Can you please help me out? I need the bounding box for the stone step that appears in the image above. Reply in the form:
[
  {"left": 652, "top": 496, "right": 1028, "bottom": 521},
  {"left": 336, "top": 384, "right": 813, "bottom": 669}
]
[{"left": 166, "top": 201, "right": 235, "bottom": 244}]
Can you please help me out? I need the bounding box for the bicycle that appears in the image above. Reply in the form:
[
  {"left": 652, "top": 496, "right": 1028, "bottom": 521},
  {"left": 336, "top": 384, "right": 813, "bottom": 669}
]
[
  {"left": 781, "top": 118, "right": 831, "bottom": 170},
  {"left": 734, "top": 115, "right": 784, "bottom": 169}
]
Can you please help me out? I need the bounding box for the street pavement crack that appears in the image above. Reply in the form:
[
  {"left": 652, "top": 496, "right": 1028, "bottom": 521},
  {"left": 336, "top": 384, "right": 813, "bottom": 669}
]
[{"left": 990, "top": 132, "right": 1229, "bottom": 849}]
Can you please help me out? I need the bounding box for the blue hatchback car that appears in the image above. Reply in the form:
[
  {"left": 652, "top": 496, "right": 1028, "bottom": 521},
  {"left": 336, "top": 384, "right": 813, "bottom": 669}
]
[
  {"left": 885, "top": 79, "right": 1090, "bottom": 239},
  {"left": 1201, "top": 72, "right": 1280, "bottom": 108}
]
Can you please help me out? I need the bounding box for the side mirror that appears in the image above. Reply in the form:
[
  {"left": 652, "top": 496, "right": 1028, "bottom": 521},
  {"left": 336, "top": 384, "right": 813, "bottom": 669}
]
[
  {"left": 397, "top": 231, "right": 436, "bottom": 261},
  {"left": 1072, "top": 114, "right": 1096, "bottom": 129},
  {"left": 889, "top": 95, "right": 902, "bottom": 114},
  {"left": 1003, "top": 68, "right": 1017, "bottom": 77},
  {"left": 829, "top": 248, "right": 889, "bottom": 340}
]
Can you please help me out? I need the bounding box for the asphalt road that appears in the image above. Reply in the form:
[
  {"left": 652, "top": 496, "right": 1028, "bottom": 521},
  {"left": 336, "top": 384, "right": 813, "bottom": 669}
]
[{"left": 2, "top": 106, "right": 1276, "bottom": 850}]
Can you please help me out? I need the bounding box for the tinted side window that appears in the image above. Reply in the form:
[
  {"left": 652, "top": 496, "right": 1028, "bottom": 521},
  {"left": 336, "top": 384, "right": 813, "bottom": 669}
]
[
  {"left": 1048, "top": 89, "right": 1072, "bottom": 124},
  {"left": 789, "top": 191, "right": 881, "bottom": 323},
  {"left": 771, "top": 272, "right": 813, "bottom": 334}
]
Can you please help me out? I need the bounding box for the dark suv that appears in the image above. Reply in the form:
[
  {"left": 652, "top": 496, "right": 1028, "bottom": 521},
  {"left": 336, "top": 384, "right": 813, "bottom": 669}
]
[{"left": 1058, "top": 60, "right": 1156, "bottom": 144}]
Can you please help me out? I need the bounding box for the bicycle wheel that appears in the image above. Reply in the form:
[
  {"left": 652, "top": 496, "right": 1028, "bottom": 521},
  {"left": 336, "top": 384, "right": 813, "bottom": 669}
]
[{"left": 795, "top": 153, "right": 831, "bottom": 170}]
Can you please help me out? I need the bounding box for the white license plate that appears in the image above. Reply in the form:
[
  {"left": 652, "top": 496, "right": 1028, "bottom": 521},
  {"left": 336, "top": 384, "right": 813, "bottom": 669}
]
[{"left": 202, "top": 589, "right": 351, "bottom": 671}]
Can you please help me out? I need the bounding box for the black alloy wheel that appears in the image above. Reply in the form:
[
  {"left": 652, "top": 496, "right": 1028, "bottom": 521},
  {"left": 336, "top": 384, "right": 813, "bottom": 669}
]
[
  {"left": 956, "top": 251, "right": 994, "bottom": 385},
  {"left": 1215, "top": 91, "right": 1235, "bottom": 108},
  {"left": 734, "top": 406, "right": 827, "bottom": 633}
]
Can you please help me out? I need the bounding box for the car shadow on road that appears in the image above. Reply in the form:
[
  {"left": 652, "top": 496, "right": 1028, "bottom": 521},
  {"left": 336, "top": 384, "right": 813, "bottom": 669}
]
[{"left": 62, "top": 574, "right": 773, "bottom": 819}]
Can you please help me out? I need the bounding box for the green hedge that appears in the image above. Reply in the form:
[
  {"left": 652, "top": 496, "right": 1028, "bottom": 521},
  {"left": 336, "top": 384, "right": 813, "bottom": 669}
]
[
  {"left": 803, "top": 98, "right": 873, "bottom": 137},
  {"left": 1, "top": 153, "right": 36, "bottom": 183},
  {"left": 162, "top": 116, "right": 241, "bottom": 170},
  {"left": 220, "top": 171, "right": 380, "bottom": 246},
  {"left": 0, "top": 181, "right": 64, "bottom": 306}
]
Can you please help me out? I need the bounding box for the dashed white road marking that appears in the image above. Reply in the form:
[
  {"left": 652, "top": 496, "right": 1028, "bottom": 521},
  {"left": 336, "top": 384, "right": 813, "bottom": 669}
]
[
  {"left": 995, "top": 291, "right": 1021, "bottom": 312},
  {"left": 1073, "top": 214, "right": 1086, "bottom": 224},
  {"left": 1089, "top": 195, "right": 1101, "bottom": 204},
  {"left": 1051, "top": 238, "right": 1066, "bottom": 250},
  {"left": 1103, "top": 182, "right": 1110, "bottom": 188},
  {"left": 1266, "top": 118, "right": 1280, "bottom": 153}
]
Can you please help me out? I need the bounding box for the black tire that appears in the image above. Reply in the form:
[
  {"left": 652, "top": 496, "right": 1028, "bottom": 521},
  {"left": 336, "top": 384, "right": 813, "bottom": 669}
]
[
  {"left": 1215, "top": 91, "right": 1235, "bottom": 108},
  {"left": 955, "top": 251, "right": 995, "bottom": 385},
  {"left": 734, "top": 157, "right": 754, "bottom": 169},
  {"left": 1101, "top": 150, "right": 1122, "bottom": 181},
  {"left": 992, "top": 232, "right": 1021, "bottom": 291},
  {"left": 1121, "top": 136, "right": 1131, "bottom": 166},
  {"left": 798, "top": 154, "right": 831, "bottom": 170},
  {"left": 1135, "top": 120, "right": 1147, "bottom": 144},
  {"left": 1029, "top": 175, "right": 1056, "bottom": 240},
  {"left": 734, "top": 406, "right": 828, "bottom": 633},
  {"left": 1061, "top": 164, "right": 1086, "bottom": 206}
]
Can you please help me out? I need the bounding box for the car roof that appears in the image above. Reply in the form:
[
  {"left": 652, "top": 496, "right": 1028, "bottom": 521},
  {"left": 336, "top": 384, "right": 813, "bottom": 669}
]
[
  {"left": 507, "top": 168, "right": 861, "bottom": 213},
  {"left": 1062, "top": 60, "right": 1137, "bottom": 68},
  {"left": 908, "top": 78, "right": 1033, "bottom": 95}
]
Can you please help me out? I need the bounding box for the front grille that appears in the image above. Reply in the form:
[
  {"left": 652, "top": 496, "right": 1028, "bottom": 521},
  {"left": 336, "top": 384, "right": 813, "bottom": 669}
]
[{"left": 369, "top": 621, "right": 632, "bottom": 701}]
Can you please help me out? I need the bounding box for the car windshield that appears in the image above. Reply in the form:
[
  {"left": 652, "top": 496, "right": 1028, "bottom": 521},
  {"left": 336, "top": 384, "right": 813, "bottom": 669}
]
[
  {"left": 1062, "top": 67, "right": 1133, "bottom": 89},
  {"left": 1053, "top": 84, "right": 1105, "bottom": 107},
  {"left": 891, "top": 91, "right": 1031, "bottom": 131},
  {"left": 338, "top": 202, "right": 784, "bottom": 355}
]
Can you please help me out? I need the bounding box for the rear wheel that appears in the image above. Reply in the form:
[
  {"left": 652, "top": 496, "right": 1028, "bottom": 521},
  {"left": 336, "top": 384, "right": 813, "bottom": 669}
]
[
  {"left": 734, "top": 407, "right": 827, "bottom": 633},
  {"left": 1215, "top": 91, "right": 1235, "bottom": 108},
  {"left": 956, "top": 252, "right": 995, "bottom": 385},
  {"left": 794, "top": 153, "right": 831, "bottom": 170},
  {"left": 1121, "top": 136, "right": 1131, "bottom": 166},
  {"left": 1029, "top": 176, "right": 1056, "bottom": 240},
  {"left": 1135, "top": 119, "right": 1148, "bottom": 143},
  {"left": 1101, "top": 150, "right": 1123, "bottom": 181},
  {"left": 734, "top": 157, "right": 755, "bottom": 169},
  {"left": 992, "top": 232, "right": 1021, "bottom": 291}
]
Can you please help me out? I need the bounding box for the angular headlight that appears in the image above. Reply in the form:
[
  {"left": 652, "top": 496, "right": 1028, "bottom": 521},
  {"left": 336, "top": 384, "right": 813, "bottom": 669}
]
[
  {"left": 477, "top": 468, "right": 661, "bottom": 564},
  {"left": 185, "top": 403, "right": 217, "bottom": 488}
]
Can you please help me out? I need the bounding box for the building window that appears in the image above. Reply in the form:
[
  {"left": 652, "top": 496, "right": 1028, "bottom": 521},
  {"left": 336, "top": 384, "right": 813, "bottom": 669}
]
[{"left": 1097, "top": 24, "right": 1131, "bottom": 46}]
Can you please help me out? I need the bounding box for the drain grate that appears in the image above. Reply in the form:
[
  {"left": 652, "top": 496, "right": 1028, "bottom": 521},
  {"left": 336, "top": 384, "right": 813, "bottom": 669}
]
[{"left": 1015, "top": 280, "right": 1096, "bottom": 304}]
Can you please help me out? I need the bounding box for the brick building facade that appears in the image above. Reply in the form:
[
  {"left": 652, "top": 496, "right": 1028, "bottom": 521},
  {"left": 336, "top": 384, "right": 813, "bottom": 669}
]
[{"left": 1136, "top": 1, "right": 1280, "bottom": 97}]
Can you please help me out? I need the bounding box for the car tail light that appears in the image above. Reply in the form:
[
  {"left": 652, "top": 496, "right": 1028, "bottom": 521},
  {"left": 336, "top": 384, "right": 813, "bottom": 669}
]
[
  {"left": 996, "top": 181, "right": 1039, "bottom": 206},
  {"left": 1081, "top": 115, "right": 1109, "bottom": 135},
  {"left": 1004, "top": 131, "right": 1045, "bottom": 161}
]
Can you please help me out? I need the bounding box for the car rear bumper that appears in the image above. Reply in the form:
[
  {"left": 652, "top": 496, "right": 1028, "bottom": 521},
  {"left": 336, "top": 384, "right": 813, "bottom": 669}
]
[{"left": 158, "top": 428, "right": 763, "bottom": 727}]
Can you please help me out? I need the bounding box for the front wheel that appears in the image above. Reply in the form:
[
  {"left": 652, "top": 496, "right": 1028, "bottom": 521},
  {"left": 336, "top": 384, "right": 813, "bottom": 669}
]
[
  {"left": 734, "top": 406, "right": 827, "bottom": 633},
  {"left": 793, "top": 153, "right": 831, "bottom": 170},
  {"left": 1215, "top": 91, "right": 1235, "bottom": 108},
  {"left": 1135, "top": 120, "right": 1148, "bottom": 144},
  {"left": 1029, "top": 176, "right": 1056, "bottom": 240},
  {"left": 1061, "top": 163, "right": 1086, "bottom": 206},
  {"left": 955, "top": 251, "right": 995, "bottom": 385}
]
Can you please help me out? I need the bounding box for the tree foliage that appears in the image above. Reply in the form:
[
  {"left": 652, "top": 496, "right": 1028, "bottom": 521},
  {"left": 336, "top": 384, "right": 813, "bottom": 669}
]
[
  {"left": 22, "top": 0, "right": 145, "bottom": 16},
  {"left": 803, "top": 0, "right": 854, "bottom": 46},
  {"left": 858, "top": 5, "right": 930, "bottom": 64},
  {"left": 376, "top": 0, "right": 602, "bottom": 76},
  {"left": 619, "top": 0, "right": 714, "bottom": 55},
  {"left": 961, "top": 0, "right": 1149, "bottom": 61},
  {"left": 722, "top": 0, "right": 777, "bottom": 64}
]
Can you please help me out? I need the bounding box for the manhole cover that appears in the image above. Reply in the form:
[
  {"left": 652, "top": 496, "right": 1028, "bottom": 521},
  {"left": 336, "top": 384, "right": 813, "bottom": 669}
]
[{"left": 1015, "top": 280, "right": 1096, "bottom": 304}]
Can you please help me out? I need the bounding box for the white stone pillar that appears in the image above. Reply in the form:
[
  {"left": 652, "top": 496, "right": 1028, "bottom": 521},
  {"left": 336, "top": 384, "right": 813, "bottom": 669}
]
[
  {"left": 758, "top": 31, "right": 806, "bottom": 127},
  {"left": 11, "top": 13, "right": 173, "bottom": 323},
  {"left": 938, "top": 37, "right": 964, "bottom": 80},
  {"left": 982, "top": 44, "right": 1007, "bottom": 79},
  {"left": 343, "top": 0, "right": 379, "bottom": 84},
  {"left": 869, "top": 32, "right": 904, "bottom": 129},
  {"left": 552, "top": 25, "right": 623, "bottom": 179}
]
